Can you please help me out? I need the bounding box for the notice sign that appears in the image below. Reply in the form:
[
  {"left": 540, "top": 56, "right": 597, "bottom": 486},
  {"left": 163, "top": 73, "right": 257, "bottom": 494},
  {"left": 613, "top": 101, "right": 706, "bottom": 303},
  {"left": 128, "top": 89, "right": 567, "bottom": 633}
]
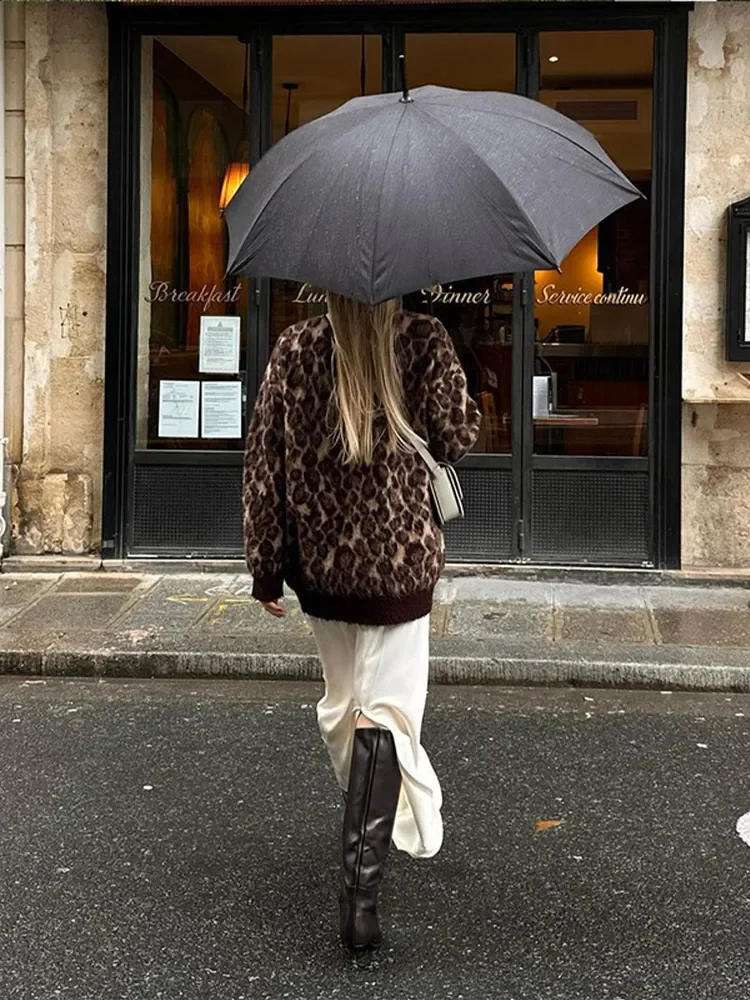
[
  {"left": 201, "top": 381, "right": 242, "bottom": 439},
  {"left": 158, "top": 380, "right": 199, "bottom": 438},
  {"left": 199, "top": 315, "right": 241, "bottom": 374}
]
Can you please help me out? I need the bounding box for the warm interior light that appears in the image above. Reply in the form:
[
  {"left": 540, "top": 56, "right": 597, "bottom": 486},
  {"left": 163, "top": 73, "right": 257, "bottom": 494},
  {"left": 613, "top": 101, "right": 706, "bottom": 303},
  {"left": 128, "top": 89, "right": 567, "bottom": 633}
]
[
  {"left": 548, "top": 55, "right": 559, "bottom": 63},
  {"left": 219, "top": 161, "right": 249, "bottom": 212}
]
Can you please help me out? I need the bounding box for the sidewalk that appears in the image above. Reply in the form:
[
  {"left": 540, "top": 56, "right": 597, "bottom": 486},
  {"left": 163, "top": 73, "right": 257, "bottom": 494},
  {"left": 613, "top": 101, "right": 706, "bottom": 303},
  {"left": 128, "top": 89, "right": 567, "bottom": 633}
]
[{"left": 2, "top": 565, "right": 750, "bottom": 690}]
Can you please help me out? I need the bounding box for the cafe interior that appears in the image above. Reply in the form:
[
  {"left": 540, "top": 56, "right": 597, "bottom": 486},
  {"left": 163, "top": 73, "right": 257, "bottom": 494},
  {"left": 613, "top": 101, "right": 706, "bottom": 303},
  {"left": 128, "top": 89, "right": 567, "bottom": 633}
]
[{"left": 142, "top": 29, "right": 653, "bottom": 460}]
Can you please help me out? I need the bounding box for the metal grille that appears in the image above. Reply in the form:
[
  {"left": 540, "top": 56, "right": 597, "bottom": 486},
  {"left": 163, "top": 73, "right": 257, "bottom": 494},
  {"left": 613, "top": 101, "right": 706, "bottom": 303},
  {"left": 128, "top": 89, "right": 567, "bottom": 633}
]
[
  {"left": 131, "top": 463, "right": 515, "bottom": 562},
  {"left": 444, "top": 467, "right": 514, "bottom": 563},
  {"left": 531, "top": 469, "right": 650, "bottom": 565},
  {"left": 131, "top": 464, "right": 243, "bottom": 556}
]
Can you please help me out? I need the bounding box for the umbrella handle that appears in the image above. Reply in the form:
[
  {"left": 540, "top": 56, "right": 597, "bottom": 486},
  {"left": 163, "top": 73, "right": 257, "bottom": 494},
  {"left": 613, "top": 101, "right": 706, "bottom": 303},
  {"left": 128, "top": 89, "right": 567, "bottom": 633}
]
[{"left": 398, "top": 54, "right": 413, "bottom": 104}]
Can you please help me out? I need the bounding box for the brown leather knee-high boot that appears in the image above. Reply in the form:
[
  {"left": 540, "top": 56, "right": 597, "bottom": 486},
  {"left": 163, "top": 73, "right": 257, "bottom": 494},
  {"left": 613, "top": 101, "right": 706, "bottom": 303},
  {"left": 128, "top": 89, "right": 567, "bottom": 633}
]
[{"left": 339, "top": 727, "right": 402, "bottom": 951}]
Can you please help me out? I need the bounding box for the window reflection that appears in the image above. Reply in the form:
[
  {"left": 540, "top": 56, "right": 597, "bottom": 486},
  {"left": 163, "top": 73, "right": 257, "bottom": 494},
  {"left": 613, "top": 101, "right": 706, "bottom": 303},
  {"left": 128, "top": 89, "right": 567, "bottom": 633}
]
[
  {"left": 138, "top": 36, "right": 249, "bottom": 450},
  {"left": 406, "top": 277, "right": 514, "bottom": 455},
  {"left": 268, "top": 35, "right": 383, "bottom": 354},
  {"left": 534, "top": 30, "right": 653, "bottom": 457},
  {"left": 405, "top": 33, "right": 516, "bottom": 455}
]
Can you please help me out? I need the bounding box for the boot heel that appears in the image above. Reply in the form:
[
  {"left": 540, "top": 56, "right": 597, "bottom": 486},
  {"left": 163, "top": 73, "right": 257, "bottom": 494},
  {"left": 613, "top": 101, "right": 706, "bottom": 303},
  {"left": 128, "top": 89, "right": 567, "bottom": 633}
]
[{"left": 339, "top": 882, "right": 382, "bottom": 950}]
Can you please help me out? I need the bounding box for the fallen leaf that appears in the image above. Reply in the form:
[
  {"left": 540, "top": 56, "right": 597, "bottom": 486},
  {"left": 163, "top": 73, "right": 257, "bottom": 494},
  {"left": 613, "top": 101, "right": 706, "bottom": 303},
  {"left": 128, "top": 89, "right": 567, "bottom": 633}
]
[{"left": 535, "top": 818, "right": 564, "bottom": 832}]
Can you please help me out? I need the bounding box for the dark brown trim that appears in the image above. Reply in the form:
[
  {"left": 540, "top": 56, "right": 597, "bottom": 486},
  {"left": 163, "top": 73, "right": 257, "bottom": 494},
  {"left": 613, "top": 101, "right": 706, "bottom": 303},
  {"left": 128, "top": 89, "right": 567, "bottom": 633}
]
[{"left": 297, "top": 585, "right": 434, "bottom": 625}]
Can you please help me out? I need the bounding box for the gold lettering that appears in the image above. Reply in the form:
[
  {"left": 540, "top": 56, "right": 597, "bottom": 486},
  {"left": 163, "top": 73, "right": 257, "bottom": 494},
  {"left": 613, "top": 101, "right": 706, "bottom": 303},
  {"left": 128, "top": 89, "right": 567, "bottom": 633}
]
[{"left": 537, "top": 282, "right": 648, "bottom": 307}]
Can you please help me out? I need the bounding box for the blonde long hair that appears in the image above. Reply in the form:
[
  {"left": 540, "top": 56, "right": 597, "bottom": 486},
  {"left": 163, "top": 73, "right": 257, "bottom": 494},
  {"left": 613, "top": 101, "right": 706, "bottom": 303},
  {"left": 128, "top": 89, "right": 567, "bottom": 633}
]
[{"left": 326, "top": 292, "right": 414, "bottom": 466}]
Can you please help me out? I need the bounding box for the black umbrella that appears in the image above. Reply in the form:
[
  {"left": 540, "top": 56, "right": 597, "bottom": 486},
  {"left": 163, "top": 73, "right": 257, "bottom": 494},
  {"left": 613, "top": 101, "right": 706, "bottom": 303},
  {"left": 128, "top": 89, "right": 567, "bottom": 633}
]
[{"left": 225, "top": 67, "right": 641, "bottom": 304}]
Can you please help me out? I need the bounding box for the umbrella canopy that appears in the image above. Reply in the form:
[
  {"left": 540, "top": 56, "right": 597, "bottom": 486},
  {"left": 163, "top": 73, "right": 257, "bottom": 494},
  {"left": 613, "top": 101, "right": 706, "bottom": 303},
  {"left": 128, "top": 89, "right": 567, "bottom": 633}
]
[{"left": 225, "top": 83, "right": 642, "bottom": 304}]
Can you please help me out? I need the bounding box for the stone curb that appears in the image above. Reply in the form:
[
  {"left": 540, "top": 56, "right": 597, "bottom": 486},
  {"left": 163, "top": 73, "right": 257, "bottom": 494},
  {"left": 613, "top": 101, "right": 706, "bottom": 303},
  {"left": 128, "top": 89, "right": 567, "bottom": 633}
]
[
  {"left": 5, "top": 557, "right": 750, "bottom": 589},
  {"left": 3, "top": 647, "right": 750, "bottom": 692}
]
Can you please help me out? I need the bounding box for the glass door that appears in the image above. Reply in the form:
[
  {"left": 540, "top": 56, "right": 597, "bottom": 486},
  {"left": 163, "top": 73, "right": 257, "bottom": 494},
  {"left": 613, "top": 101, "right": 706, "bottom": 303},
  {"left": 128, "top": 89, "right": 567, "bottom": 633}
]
[
  {"left": 529, "top": 30, "right": 654, "bottom": 565},
  {"left": 403, "top": 32, "right": 520, "bottom": 562},
  {"left": 131, "top": 33, "right": 253, "bottom": 556}
]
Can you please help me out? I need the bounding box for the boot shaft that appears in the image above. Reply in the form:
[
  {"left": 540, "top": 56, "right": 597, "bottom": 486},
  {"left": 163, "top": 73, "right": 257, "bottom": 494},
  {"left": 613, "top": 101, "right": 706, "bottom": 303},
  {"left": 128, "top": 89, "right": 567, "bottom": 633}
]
[{"left": 341, "top": 727, "right": 402, "bottom": 891}]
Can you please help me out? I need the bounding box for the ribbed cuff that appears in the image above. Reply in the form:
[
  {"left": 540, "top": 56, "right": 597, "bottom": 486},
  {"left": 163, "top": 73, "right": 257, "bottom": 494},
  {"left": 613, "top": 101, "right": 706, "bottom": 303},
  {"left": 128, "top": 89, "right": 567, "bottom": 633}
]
[{"left": 251, "top": 571, "right": 284, "bottom": 603}]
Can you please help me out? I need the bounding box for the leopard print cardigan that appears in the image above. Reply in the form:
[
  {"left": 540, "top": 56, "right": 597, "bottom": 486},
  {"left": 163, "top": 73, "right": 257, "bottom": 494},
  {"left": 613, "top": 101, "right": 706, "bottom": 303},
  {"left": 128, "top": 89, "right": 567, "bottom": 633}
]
[{"left": 242, "top": 310, "right": 481, "bottom": 625}]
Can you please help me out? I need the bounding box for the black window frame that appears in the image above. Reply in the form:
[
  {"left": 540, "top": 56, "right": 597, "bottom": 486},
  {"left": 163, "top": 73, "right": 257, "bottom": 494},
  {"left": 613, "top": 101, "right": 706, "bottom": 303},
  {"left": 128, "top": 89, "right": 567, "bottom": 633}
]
[
  {"left": 726, "top": 196, "right": 750, "bottom": 363},
  {"left": 102, "top": 1, "right": 690, "bottom": 569}
]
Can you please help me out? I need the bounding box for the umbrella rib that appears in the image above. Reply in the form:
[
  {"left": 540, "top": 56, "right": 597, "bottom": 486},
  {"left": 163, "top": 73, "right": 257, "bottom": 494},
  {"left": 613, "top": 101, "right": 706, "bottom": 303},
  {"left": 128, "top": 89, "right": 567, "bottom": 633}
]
[
  {"left": 230, "top": 105, "right": 397, "bottom": 272},
  {"left": 368, "top": 104, "right": 407, "bottom": 302},
  {"left": 423, "top": 96, "right": 634, "bottom": 186},
  {"left": 416, "top": 104, "right": 558, "bottom": 269}
]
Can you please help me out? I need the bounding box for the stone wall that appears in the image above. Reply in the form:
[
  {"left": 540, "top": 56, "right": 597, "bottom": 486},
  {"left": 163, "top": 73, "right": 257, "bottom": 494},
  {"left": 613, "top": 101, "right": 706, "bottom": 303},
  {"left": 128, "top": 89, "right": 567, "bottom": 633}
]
[
  {"left": 682, "top": 2, "right": 750, "bottom": 568},
  {"left": 4, "top": 3, "right": 25, "bottom": 554},
  {"left": 9, "top": 1, "right": 108, "bottom": 555}
]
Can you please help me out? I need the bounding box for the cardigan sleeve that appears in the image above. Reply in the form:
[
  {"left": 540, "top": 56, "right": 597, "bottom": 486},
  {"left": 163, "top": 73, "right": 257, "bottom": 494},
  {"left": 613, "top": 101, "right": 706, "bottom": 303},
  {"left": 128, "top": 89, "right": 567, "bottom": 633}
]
[
  {"left": 242, "top": 339, "right": 287, "bottom": 602},
  {"left": 424, "top": 319, "right": 482, "bottom": 464}
]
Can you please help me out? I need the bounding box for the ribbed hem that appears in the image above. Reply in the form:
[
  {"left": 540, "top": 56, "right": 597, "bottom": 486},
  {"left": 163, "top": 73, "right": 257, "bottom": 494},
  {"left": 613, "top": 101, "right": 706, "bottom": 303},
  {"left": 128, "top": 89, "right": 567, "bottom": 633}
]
[
  {"left": 296, "top": 586, "right": 434, "bottom": 626},
  {"left": 251, "top": 571, "right": 285, "bottom": 603}
]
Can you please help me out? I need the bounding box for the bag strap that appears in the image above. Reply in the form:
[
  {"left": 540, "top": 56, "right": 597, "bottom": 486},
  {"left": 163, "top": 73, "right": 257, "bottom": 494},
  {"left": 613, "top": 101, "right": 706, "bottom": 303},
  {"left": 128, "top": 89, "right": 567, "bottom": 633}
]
[{"left": 401, "top": 424, "right": 440, "bottom": 475}]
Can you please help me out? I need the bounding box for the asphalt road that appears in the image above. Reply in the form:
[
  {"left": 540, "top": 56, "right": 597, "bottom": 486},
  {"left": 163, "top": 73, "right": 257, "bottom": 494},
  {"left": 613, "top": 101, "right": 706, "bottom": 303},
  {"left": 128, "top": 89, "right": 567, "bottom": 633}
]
[{"left": 2, "top": 677, "right": 750, "bottom": 1000}]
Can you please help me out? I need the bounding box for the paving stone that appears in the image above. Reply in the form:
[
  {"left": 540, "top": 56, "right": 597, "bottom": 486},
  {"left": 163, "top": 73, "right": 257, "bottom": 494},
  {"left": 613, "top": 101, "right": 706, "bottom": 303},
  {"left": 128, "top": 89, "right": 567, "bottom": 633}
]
[
  {"left": 197, "top": 596, "right": 311, "bottom": 635},
  {"left": 0, "top": 577, "right": 58, "bottom": 626},
  {"left": 558, "top": 608, "right": 654, "bottom": 644},
  {"left": 653, "top": 608, "right": 750, "bottom": 648},
  {"left": 644, "top": 586, "right": 750, "bottom": 611},
  {"left": 447, "top": 600, "right": 553, "bottom": 639},
  {"left": 113, "top": 576, "right": 222, "bottom": 631},
  {"left": 54, "top": 575, "right": 146, "bottom": 594},
  {"left": 444, "top": 578, "right": 554, "bottom": 605},
  {"left": 554, "top": 583, "right": 648, "bottom": 610},
  {"left": 7, "top": 594, "right": 130, "bottom": 633}
]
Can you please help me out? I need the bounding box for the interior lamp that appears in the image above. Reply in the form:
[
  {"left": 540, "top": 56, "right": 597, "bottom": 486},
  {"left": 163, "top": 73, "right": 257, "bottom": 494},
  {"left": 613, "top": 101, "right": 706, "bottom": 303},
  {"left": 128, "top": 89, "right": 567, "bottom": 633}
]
[
  {"left": 220, "top": 41, "right": 251, "bottom": 214},
  {"left": 219, "top": 159, "right": 249, "bottom": 213}
]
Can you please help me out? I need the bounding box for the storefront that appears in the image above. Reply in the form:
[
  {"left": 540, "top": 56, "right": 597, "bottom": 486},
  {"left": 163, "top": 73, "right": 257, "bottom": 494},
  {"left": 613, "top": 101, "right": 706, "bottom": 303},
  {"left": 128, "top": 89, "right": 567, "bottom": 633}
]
[{"left": 101, "top": 1, "right": 689, "bottom": 568}]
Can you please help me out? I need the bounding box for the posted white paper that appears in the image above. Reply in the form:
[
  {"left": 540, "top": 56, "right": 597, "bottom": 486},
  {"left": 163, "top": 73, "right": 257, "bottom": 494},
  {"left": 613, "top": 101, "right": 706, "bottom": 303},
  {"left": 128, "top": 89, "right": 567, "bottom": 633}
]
[
  {"left": 201, "top": 381, "right": 242, "bottom": 439},
  {"left": 199, "top": 315, "right": 241, "bottom": 373},
  {"left": 158, "top": 380, "right": 199, "bottom": 438}
]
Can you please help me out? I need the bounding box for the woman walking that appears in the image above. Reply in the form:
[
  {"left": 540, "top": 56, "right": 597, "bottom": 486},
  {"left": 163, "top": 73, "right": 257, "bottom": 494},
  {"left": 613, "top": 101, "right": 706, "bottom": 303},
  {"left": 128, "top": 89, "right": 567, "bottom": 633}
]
[{"left": 242, "top": 293, "right": 481, "bottom": 951}]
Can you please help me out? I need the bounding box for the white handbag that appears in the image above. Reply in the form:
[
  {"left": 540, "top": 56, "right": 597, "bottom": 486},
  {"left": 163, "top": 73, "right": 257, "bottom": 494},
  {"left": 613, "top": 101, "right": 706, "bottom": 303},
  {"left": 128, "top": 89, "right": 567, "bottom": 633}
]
[{"left": 403, "top": 427, "right": 464, "bottom": 528}]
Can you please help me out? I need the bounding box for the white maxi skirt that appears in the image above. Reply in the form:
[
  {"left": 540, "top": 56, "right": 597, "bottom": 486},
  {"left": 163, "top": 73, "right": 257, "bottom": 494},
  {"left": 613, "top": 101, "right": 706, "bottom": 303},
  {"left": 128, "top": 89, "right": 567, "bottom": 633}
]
[{"left": 308, "top": 613, "right": 443, "bottom": 859}]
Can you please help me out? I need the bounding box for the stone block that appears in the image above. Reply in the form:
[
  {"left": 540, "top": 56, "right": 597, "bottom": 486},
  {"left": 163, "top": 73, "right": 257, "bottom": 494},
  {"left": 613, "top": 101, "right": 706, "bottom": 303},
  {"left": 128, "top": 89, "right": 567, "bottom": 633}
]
[
  {"left": 5, "top": 111, "right": 24, "bottom": 180},
  {"left": 653, "top": 608, "right": 750, "bottom": 648},
  {"left": 447, "top": 600, "right": 552, "bottom": 640},
  {"left": 5, "top": 178, "right": 23, "bottom": 245},
  {"left": 0, "top": 575, "right": 54, "bottom": 626},
  {"left": 54, "top": 575, "right": 145, "bottom": 594},
  {"left": 5, "top": 3, "right": 26, "bottom": 44},
  {"left": 682, "top": 464, "right": 750, "bottom": 567},
  {"left": 40, "top": 472, "right": 93, "bottom": 554},
  {"left": 558, "top": 608, "right": 654, "bottom": 645},
  {"left": 13, "top": 3, "right": 109, "bottom": 556},
  {"left": 48, "top": 356, "right": 104, "bottom": 473},
  {"left": 682, "top": 3, "right": 750, "bottom": 419},
  {"left": 5, "top": 317, "right": 24, "bottom": 465},
  {"left": 4, "top": 44, "right": 23, "bottom": 112},
  {"left": 5, "top": 245, "right": 23, "bottom": 317},
  {"left": 115, "top": 575, "right": 233, "bottom": 633},
  {"left": 8, "top": 593, "right": 127, "bottom": 633},
  {"left": 198, "top": 596, "right": 312, "bottom": 636}
]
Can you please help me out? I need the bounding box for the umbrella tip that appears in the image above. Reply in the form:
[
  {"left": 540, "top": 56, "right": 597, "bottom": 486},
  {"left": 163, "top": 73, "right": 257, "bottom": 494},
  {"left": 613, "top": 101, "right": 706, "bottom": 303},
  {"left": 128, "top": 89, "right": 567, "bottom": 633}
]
[{"left": 398, "top": 54, "right": 413, "bottom": 104}]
